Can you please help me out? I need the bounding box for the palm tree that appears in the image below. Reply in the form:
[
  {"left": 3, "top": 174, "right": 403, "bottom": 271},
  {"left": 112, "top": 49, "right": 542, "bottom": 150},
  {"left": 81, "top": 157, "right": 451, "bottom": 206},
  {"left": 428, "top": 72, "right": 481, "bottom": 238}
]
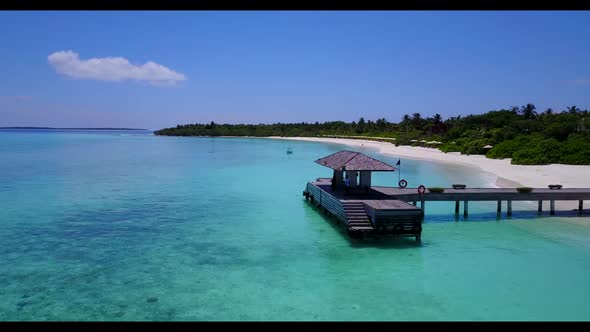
[
  {"left": 433, "top": 113, "right": 442, "bottom": 124},
  {"left": 411, "top": 113, "right": 422, "bottom": 130},
  {"left": 356, "top": 117, "right": 366, "bottom": 134},
  {"left": 401, "top": 114, "right": 411, "bottom": 132},
  {"left": 567, "top": 105, "right": 580, "bottom": 114},
  {"left": 376, "top": 118, "right": 387, "bottom": 131},
  {"left": 520, "top": 104, "right": 537, "bottom": 119}
]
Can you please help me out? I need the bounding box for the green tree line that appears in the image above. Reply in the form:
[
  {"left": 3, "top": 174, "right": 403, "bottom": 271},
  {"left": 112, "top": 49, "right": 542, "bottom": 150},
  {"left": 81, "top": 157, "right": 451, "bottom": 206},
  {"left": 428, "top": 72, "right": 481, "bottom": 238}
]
[{"left": 154, "top": 104, "right": 590, "bottom": 165}]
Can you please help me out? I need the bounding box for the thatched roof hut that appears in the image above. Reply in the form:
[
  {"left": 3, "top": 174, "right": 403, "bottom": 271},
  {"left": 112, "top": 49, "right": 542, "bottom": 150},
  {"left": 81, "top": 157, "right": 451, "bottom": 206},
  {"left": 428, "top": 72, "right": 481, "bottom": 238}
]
[
  {"left": 314, "top": 150, "right": 397, "bottom": 190},
  {"left": 315, "top": 150, "right": 396, "bottom": 171}
]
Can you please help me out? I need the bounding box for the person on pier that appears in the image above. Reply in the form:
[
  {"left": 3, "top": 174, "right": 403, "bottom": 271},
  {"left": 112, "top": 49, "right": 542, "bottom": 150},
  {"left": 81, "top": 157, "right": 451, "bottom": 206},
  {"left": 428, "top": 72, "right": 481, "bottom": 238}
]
[{"left": 344, "top": 175, "right": 351, "bottom": 194}]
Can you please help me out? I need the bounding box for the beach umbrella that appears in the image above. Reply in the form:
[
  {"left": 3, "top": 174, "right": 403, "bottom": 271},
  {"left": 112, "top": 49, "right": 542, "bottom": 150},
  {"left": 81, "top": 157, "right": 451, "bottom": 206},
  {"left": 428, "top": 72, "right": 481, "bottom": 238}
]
[{"left": 483, "top": 145, "right": 493, "bottom": 149}]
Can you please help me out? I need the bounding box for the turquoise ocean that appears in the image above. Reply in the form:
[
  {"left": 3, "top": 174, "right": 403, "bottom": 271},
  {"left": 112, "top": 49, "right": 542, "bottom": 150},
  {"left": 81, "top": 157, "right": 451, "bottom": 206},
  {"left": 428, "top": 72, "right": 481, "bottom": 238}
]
[{"left": 1, "top": 129, "right": 590, "bottom": 321}]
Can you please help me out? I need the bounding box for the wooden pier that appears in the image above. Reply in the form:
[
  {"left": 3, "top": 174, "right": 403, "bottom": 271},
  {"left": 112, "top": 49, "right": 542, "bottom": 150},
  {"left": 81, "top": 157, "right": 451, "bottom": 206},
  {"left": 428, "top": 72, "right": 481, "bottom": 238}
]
[
  {"left": 304, "top": 179, "right": 423, "bottom": 240},
  {"left": 303, "top": 150, "right": 590, "bottom": 240},
  {"left": 368, "top": 186, "right": 590, "bottom": 216}
]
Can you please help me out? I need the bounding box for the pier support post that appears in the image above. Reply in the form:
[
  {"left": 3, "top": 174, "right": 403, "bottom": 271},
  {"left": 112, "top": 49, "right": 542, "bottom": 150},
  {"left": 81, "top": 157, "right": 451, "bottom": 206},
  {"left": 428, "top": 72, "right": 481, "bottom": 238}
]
[
  {"left": 421, "top": 200, "right": 425, "bottom": 221},
  {"left": 550, "top": 200, "right": 555, "bottom": 215},
  {"left": 497, "top": 200, "right": 501, "bottom": 214},
  {"left": 463, "top": 200, "right": 468, "bottom": 218},
  {"left": 579, "top": 200, "right": 583, "bottom": 214},
  {"left": 413, "top": 201, "right": 417, "bottom": 206},
  {"left": 455, "top": 201, "right": 460, "bottom": 215},
  {"left": 507, "top": 200, "right": 512, "bottom": 216},
  {"left": 538, "top": 200, "right": 542, "bottom": 213}
]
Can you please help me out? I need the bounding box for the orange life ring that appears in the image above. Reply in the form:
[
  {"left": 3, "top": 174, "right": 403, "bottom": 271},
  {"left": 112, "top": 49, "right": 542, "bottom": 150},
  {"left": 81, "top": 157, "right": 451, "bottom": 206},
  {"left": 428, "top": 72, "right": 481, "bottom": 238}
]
[{"left": 417, "top": 185, "right": 426, "bottom": 195}]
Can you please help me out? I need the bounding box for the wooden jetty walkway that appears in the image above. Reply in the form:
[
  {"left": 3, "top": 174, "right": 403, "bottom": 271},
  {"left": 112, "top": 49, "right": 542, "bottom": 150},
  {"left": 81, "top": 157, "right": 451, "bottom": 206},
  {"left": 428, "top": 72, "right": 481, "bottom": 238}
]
[{"left": 303, "top": 150, "right": 590, "bottom": 240}]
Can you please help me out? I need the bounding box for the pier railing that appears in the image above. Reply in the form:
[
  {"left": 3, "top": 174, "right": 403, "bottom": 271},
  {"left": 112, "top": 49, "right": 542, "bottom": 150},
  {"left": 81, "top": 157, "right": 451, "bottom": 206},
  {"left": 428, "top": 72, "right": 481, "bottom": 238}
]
[{"left": 306, "top": 182, "right": 347, "bottom": 223}]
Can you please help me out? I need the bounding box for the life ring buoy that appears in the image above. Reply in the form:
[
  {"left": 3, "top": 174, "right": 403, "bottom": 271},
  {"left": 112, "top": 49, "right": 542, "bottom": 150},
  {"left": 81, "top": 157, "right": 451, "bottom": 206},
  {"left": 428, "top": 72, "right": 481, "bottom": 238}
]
[
  {"left": 417, "top": 185, "right": 426, "bottom": 195},
  {"left": 399, "top": 179, "right": 408, "bottom": 188}
]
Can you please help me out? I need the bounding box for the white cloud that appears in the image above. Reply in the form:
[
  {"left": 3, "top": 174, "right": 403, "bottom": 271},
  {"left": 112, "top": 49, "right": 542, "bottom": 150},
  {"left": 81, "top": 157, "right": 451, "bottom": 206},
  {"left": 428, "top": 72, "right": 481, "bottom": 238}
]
[{"left": 48, "top": 50, "right": 186, "bottom": 86}]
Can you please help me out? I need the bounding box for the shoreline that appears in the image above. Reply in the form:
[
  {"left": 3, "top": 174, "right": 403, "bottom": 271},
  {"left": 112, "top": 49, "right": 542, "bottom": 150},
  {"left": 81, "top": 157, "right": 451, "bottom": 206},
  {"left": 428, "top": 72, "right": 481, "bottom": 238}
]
[{"left": 269, "top": 136, "right": 590, "bottom": 210}]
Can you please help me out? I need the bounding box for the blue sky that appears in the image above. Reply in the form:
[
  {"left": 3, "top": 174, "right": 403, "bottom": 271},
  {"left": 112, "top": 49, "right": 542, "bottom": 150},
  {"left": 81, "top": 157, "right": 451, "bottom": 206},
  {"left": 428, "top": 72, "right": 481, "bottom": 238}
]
[{"left": 0, "top": 11, "right": 589, "bottom": 129}]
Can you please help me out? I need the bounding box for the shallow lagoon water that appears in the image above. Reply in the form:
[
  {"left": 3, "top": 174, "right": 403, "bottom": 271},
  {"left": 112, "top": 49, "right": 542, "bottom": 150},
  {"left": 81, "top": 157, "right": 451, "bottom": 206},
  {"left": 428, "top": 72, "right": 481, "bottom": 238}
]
[{"left": 1, "top": 130, "right": 590, "bottom": 321}]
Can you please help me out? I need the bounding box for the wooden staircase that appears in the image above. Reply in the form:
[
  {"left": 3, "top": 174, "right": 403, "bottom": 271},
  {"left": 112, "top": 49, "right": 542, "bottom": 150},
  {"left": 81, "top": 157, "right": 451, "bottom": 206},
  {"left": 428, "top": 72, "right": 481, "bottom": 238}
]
[{"left": 342, "top": 202, "right": 374, "bottom": 231}]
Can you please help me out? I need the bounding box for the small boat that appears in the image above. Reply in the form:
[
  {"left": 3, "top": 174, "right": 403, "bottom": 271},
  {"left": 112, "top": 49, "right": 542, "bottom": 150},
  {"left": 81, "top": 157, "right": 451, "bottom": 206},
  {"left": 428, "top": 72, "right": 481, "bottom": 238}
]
[{"left": 286, "top": 145, "right": 293, "bottom": 154}]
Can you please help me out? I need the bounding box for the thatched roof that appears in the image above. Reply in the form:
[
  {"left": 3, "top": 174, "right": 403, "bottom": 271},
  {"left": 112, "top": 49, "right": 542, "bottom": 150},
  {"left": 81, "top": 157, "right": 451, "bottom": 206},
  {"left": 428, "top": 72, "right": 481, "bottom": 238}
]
[{"left": 314, "top": 150, "right": 396, "bottom": 171}]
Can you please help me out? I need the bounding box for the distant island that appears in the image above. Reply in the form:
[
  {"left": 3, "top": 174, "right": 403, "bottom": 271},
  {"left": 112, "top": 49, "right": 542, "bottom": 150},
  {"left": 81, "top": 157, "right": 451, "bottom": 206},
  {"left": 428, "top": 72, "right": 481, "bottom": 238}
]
[
  {"left": 154, "top": 104, "right": 590, "bottom": 166},
  {"left": 0, "top": 127, "right": 148, "bottom": 130}
]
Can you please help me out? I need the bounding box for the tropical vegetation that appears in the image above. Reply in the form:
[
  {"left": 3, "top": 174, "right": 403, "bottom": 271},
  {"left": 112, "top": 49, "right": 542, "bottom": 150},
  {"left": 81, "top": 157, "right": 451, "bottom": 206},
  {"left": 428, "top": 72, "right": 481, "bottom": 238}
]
[{"left": 154, "top": 104, "right": 590, "bottom": 165}]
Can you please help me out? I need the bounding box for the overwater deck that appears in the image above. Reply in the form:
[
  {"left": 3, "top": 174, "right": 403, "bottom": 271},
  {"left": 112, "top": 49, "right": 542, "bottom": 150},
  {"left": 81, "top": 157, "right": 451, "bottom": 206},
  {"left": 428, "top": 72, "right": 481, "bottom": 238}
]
[
  {"left": 304, "top": 178, "right": 590, "bottom": 240},
  {"left": 370, "top": 185, "right": 590, "bottom": 217},
  {"left": 372, "top": 186, "right": 590, "bottom": 202},
  {"left": 304, "top": 179, "right": 423, "bottom": 240},
  {"left": 304, "top": 151, "right": 589, "bottom": 240}
]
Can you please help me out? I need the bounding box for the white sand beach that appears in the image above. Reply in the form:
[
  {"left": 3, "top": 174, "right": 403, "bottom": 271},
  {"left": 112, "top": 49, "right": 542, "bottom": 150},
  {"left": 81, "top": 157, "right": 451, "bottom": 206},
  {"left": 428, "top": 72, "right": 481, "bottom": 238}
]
[{"left": 270, "top": 136, "right": 590, "bottom": 210}]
